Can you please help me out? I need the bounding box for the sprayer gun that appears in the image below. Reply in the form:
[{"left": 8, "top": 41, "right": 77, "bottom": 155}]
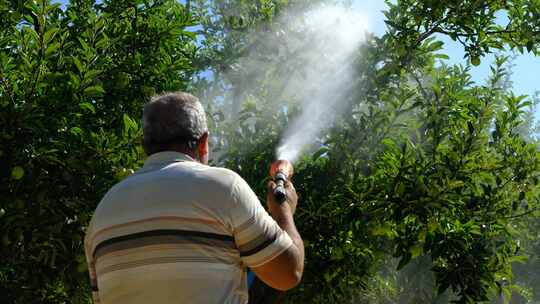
[{"left": 270, "top": 160, "right": 294, "bottom": 204}]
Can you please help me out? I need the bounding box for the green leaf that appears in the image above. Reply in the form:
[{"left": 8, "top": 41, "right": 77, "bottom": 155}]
[
  {"left": 45, "top": 42, "right": 60, "bottom": 56},
  {"left": 70, "top": 127, "right": 82, "bottom": 137},
  {"left": 79, "top": 102, "right": 96, "bottom": 113},
  {"left": 73, "top": 57, "right": 84, "bottom": 73},
  {"left": 84, "top": 69, "right": 103, "bottom": 81},
  {"left": 83, "top": 85, "right": 105, "bottom": 97},
  {"left": 434, "top": 53, "right": 450, "bottom": 60},
  {"left": 312, "top": 147, "right": 329, "bottom": 161},
  {"left": 371, "top": 223, "right": 394, "bottom": 237},
  {"left": 44, "top": 27, "right": 58, "bottom": 44},
  {"left": 78, "top": 37, "right": 90, "bottom": 52},
  {"left": 123, "top": 113, "right": 138, "bottom": 136},
  {"left": 428, "top": 41, "right": 444, "bottom": 52}
]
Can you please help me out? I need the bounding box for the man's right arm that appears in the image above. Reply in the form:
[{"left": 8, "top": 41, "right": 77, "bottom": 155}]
[
  {"left": 251, "top": 181, "right": 304, "bottom": 290},
  {"left": 229, "top": 175, "right": 304, "bottom": 291}
]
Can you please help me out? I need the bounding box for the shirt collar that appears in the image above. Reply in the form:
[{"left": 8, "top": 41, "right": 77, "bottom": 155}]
[{"left": 143, "top": 151, "right": 197, "bottom": 168}]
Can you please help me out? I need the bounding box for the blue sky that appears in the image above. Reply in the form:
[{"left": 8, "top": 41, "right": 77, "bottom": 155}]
[{"left": 55, "top": 0, "right": 538, "bottom": 98}]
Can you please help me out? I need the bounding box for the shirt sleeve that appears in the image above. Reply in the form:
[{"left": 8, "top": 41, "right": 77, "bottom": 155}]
[
  {"left": 84, "top": 219, "right": 101, "bottom": 303},
  {"left": 229, "top": 175, "right": 293, "bottom": 268}
]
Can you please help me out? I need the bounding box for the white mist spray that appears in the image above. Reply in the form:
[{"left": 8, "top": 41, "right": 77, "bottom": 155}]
[{"left": 276, "top": 6, "right": 369, "bottom": 163}]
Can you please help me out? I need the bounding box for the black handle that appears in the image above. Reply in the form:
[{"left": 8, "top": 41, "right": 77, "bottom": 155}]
[{"left": 273, "top": 172, "right": 287, "bottom": 204}]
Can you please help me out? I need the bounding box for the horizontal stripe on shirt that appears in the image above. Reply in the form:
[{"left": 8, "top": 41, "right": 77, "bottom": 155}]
[
  {"left": 93, "top": 229, "right": 235, "bottom": 259},
  {"left": 91, "top": 216, "right": 225, "bottom": 245},
  {"left": 98, "top": 256, "right": 235, "bottom": 276},
  {"left": 239, "top": 232, "right": 277, "bottom": 257}
]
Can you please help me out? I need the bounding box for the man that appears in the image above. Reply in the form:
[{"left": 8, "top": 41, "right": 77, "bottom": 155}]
[{"left": 84, "top": 92, "right": 304, "bottom": 304}]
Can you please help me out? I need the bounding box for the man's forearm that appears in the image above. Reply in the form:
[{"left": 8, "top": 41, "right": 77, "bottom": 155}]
[{"left": 273, "top": 210, "right": 305, "bottom": 276}]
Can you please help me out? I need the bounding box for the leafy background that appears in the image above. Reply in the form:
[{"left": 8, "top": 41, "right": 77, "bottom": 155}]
[{"left": 1, "top": 0, "right": 540, "bottom": 303}]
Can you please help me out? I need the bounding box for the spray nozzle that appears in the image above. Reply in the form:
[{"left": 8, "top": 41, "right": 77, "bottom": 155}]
[
  {"left": 270, "top": 160, "right": 293, "bottom": 204},
  {"left": 273, "top": 171, "right": 288, "bottom": 203}
]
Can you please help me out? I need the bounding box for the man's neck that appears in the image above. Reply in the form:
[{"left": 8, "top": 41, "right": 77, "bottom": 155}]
[{"left": 173, "top": 148, "right": 199, "bottom": 163}]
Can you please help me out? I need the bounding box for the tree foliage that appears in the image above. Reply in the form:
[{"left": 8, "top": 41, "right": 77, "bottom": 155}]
[
  {"left": 0, "top": 0, "right": 195, "bottom": 302},
  {"left": 384, "top": 0, "right": 540, "bottom": 65}
]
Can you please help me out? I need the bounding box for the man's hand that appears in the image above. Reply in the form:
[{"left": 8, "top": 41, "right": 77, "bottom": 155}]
[{"left": 267, "top": 180, "right": 298, "bottom": 216}]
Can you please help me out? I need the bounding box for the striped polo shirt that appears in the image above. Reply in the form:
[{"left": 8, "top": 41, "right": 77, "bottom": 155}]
[{"left": 84, "top": 152, "right": 293, "bottom": 304}]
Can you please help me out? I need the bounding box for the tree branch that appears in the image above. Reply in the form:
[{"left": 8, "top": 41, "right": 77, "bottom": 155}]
[{"left": 500, "top": 208, "right": 540, "bottom": 221}]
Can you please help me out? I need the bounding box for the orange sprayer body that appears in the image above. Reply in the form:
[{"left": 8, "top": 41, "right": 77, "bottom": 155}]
[{"left": 270, "top": 159, "right": 294, "bottom": 179}]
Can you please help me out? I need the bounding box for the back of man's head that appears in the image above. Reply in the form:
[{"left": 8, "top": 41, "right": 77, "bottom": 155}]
[{"left": 142, "top": 92, "right": 208, "bottom": 156}]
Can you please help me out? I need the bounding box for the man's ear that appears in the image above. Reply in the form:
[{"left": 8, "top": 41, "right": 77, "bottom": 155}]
[{"left": 197, "top": 132, "right": 209, "bottom": 156}]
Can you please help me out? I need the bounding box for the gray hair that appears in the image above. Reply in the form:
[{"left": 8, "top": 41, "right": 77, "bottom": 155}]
[{"left": 142, "top": 92, "right": 208, "bottom": 155}]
